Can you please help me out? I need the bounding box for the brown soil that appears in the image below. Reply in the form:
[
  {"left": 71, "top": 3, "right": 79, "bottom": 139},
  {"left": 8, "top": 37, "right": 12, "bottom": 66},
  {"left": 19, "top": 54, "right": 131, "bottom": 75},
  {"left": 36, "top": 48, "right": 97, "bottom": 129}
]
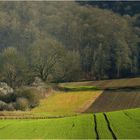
[
  {"left": 77, "top": 93, "right": 102, "bottom": 113},
  {"left": 85, "top": 89, "right": 140, "bottom": 113}
]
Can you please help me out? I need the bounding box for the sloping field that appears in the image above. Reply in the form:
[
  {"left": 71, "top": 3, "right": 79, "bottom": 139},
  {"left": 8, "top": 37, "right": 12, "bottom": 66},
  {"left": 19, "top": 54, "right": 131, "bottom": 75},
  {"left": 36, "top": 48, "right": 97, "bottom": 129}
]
[
  {"left": 106, "top": 109, "right": 140, "bottom": 139},
  {"left": 58, "top": 78, "right": 140, "bottom": 113},
  {"left": 59, "top": 77, "right": 140, "bottom": 89},
  {"left": 0, "top": 108, "right": 139, "bottom": 139},
  {"left": 0, "top": 114, "right": 95, "bottom": 139},
  {"left": 94, "top": 108, "right": 140, "bottom": 139},
  {"left": 1, "top": 90, "right": 140, "bottom": 118},
  {"left": 32, "top": 91, "right": 102, "bottom": 116},
  {"left": 86, "top": 89, "right": 140, "bottom": 113}
]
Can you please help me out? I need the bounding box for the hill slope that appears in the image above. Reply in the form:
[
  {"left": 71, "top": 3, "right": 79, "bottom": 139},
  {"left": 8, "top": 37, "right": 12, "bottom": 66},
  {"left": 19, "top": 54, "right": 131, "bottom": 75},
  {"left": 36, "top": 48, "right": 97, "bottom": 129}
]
[
  {"left": 0, "top": 108, "right": 139, "bottom": 139},
  {"left": 59, "top": 78, "right": 140, "bottom": 113}
]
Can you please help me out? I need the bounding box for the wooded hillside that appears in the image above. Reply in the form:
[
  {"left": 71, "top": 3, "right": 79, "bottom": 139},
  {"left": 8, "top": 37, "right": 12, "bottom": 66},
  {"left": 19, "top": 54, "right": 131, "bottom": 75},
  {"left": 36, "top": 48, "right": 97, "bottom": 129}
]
[{"left": 0, "top": 2, "right": 139, "bottom": 87}]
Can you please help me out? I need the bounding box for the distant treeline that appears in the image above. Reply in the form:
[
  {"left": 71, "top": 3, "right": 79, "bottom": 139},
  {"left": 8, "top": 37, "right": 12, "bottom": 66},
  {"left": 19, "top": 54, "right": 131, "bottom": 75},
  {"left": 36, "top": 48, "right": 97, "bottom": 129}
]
[
  {"left": 78, "top": 1, "right": 140, "bottom": 16},
  {"left": 0, "top": 2, "right": 139, "bottom": 87}
]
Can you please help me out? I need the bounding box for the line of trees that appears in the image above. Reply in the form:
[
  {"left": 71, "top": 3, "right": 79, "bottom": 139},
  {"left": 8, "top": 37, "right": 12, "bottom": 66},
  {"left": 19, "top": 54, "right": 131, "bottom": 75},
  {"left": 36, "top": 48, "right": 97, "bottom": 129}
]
[
  {"left": 78, "top": 1, "right": 140, "bottom": 16},
  {"left": 0, "top": 2, "right": 139, "bottom": 87}
]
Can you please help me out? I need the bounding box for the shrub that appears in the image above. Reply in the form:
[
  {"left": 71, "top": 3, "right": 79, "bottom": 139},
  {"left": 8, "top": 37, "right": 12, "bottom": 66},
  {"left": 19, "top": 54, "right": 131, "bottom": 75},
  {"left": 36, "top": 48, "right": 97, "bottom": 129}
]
[
  {"left": 0, "top": 92, "right": 16, "bottom": 103},
  {"left": 0, "top": 87, "right": 40, "bottom": 111},
  {"left": 16, "top": 88, "right": 40, "bottom": 108},
  {"left": 15, "top": 97, "right": 29, "bottom": 111},
  {"left": 6, "top": 103, "right": 15, "bottom": 111},
  {"left": 0, "top": 100, "right": 7, "bottom": 111}
]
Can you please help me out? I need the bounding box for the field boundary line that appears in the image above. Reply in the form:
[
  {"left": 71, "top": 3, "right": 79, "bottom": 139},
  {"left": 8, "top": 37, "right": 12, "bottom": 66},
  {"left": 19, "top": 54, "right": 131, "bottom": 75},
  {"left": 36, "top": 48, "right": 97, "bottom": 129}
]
[
  {"left": 78, "top": 92, "right": 102, "bottom": 113},
  {"left": 0, "top": 114, "right": 80, "bottom": 120},
  {"left": 93, "top": 114, "right": 99, "bottom": 139},
  {"left": 103, "top": 113, "right": 117, "bottom": 139}
]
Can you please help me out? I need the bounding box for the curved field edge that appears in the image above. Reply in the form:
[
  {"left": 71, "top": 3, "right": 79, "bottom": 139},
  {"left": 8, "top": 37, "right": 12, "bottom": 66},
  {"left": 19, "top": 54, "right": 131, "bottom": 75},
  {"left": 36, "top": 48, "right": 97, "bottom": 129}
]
[
  {"left": 0, "top": 108, "right": 139, "bottom": 139},
  {"left": 0, "top": 114, "right": 95, "bottom": 139}
]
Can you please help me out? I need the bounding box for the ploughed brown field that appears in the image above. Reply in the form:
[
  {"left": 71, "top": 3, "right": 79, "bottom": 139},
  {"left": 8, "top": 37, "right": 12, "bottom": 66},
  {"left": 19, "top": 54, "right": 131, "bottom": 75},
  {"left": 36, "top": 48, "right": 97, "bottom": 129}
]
[
  {"left": 59, "top": 77, "right": 140, "bottom": 113},
  {"left": 85, "top": 89, "right": 140, "bottom": 113}
]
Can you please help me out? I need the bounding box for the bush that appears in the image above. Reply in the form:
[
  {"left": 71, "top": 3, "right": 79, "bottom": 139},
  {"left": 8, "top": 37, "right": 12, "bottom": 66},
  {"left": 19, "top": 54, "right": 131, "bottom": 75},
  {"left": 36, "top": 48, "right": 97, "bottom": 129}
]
[
  {"left": 0, "top": 92, "right": 16, "bottom": 103},
  {"left": 6, "top": 103, "right": 15, "bottom": 111},
  {"left": 0, "top": 101, "right": 7, "bottom": 111},
  {"left": 16, "top": 88, "right": 40, "bottom": 108},
  {"left": 0, "top": 87, "right": 40, "bottom": 111},
  {"left": 15, "top": 97, "right": 29, "bottom": 111}
]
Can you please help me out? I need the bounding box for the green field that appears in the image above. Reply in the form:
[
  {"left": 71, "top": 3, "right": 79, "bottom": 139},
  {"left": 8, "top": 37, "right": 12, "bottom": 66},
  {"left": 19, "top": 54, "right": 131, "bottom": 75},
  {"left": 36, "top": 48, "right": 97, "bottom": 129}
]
[
  {"left": 0, "top": 114, "right": 95, "bottom": 139},
  {"left": 107, "top": 110, "right": 140, "bottom": 139},
  {"left": 0, "top": 108, "right": 139, "bottom": 139},
  {"left": 58, "top": 85, "right": 100, "bottom": 91}
]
